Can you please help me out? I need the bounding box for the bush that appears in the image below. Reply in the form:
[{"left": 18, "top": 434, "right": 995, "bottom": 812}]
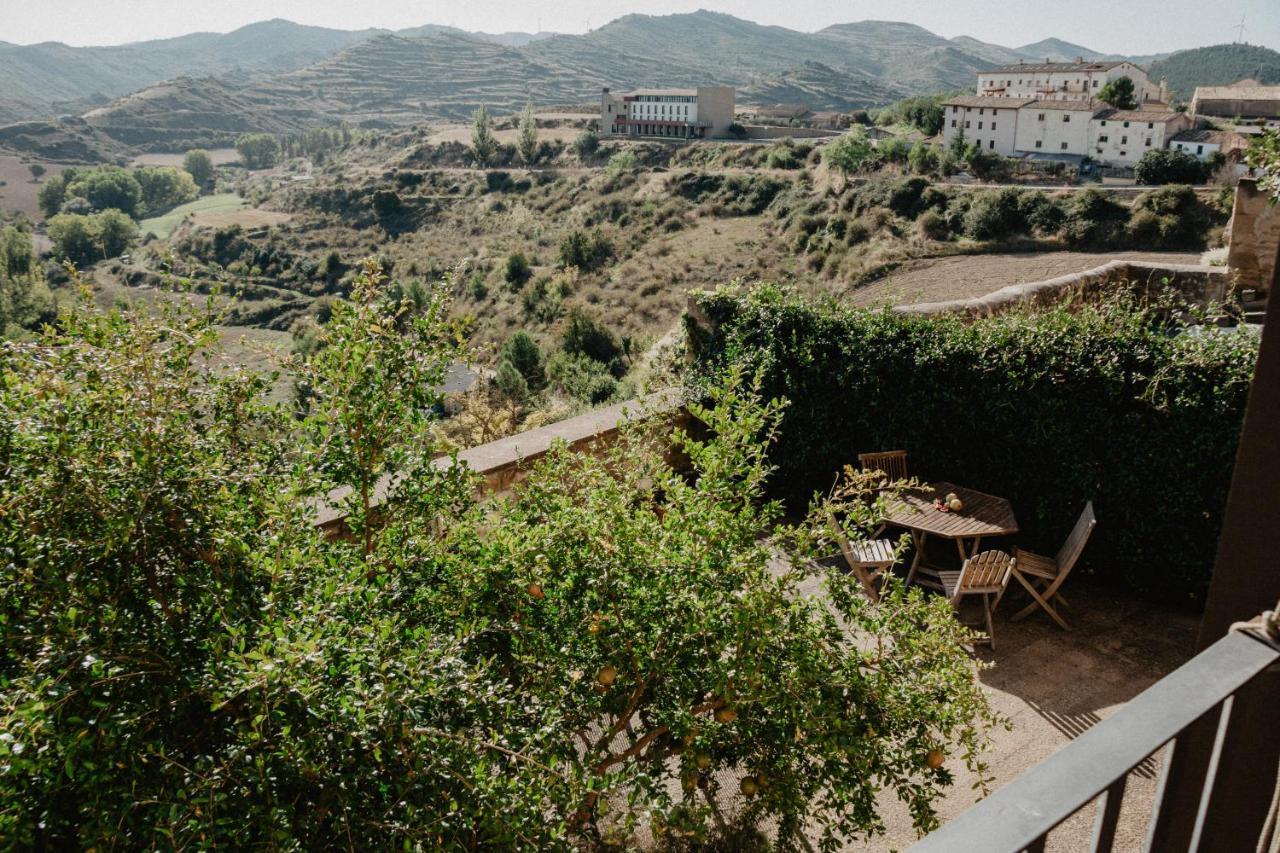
[
  {"left": 501, "top": 329, "right": 546, "bottom": 390},
  {"left": 546, "top": 350, "right": 618, "bottom": 403},
  {"left": 915, "top": 209, "right": 950, "bottom": 241},
  {"left": 606, "top": 150, "right": 637, "bottom": 176},
  {"left": 573, "top": 127, "right": 600, "bottom": 158},
  {"left": 962, "top": 188, "right": 1024, "bottom": 240},
  {"left": 504, "top": 251, "right": 532, "bottom": 287},
  {"left": 560, "top": 308, "right": 624, "bottom": 376},
  {"left": 1060, "top": 189, "right": 1130, "bottom": 249},
  {"left": 557, "top": 228, "right": 612, "bottom": 271},
  {"left": 47, "top": 210, "right": 138, "bottom": 265},
  {"left": 1134, "top": 148, "right": 1206, "bottom": 186},
  {"left": 686, "top": 285, "right": 1259, "bottom": 603}
]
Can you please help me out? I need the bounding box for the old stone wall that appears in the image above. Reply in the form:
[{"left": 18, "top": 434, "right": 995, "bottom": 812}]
[{"left": 1228, "top": 179, "right": 1280, "bottom": 291}]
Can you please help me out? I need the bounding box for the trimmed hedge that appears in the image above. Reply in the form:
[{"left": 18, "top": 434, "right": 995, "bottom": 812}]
[{"left": 685, "top": 285, "right": 1259, "bottom": 604}]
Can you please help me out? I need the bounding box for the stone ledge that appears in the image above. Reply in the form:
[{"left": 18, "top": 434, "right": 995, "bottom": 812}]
[{"left": 313, "top": 388, "right": 686, "bottom": 531}]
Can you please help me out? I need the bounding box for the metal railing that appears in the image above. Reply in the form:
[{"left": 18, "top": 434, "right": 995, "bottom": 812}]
[{"left": 910, "top": 625, "right": 1280, "bottom": 853}]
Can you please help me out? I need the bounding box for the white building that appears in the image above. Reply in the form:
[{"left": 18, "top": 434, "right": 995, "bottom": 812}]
[
  {"left": 1169, "top": 128, "right": 1249, "bottom": 161},
  {"left": 600, "top": 86, "right": 736, "bottom": 139},
  {"left": 941, "top": 96, "right": 1193, "bottom": 167},
  {"left": 977, "top": 58, "right": 1166, "bottom": 105}
]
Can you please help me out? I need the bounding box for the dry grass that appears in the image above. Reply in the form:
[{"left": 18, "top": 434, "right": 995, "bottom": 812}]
[{"left": 0, "top": 154, "right": 70, "bottom": 220}]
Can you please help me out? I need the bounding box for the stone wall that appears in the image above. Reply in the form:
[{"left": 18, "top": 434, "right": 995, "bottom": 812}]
[{"left": 1227, "top": 179, "right": 1280, "bottom": 291}]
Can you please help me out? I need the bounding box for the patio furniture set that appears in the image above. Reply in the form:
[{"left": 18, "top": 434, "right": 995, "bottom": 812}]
[{"left": 832, "top": 450, "right": 1097, "bottom": 649}]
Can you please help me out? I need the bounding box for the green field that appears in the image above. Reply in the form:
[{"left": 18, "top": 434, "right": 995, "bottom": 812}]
[{"left": 140, "top": 193, "right": 247, "bottom": 239}]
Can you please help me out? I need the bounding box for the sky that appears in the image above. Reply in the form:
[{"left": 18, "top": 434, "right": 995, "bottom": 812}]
[{"left": 3, "top": 0, "right": 1277, "bottom": 55}]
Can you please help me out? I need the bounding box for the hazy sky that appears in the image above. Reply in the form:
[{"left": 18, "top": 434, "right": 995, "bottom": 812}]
[{"left": 4, "top": 0, "right": 1277, "bottom": 55}]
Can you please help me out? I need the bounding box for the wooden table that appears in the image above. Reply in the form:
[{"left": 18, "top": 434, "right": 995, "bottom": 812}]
[{"left": 882, "top": 482, "right": 1019, "bottom": 590}]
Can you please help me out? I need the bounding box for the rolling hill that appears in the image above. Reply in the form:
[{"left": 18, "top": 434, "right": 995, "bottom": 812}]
[{"left": 1149, "top": 43, "right": 1280, "bottom": 100}]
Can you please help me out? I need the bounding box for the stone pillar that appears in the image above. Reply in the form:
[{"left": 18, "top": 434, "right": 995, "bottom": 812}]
[{"left": 1227, "top": 179, "right": 1280, "bottom": 292}]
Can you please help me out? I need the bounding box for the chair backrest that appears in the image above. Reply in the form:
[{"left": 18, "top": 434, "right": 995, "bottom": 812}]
[
  {"left": 959, "top": 550, "right": 1015, "bottom": 597},
  {"left": 858, "top": 450, "right": 908, "bottom": 481},
  {"left": 826, "top": 510, "right": 882, "bottom": 602},
  {"left": 1055, "top": 501, "right": 1097, "bottom": 573}
]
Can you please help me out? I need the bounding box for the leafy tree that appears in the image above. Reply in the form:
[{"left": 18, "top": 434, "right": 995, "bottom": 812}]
[
  {"left": 1134, "top": 147, "right": 1206, "bottom": 185},
  {"left": 135, "top": 166, "right": 199, "bottom": 214},
  {"left": 546, "top": 349, "right": 619, "bottom": 403},
  {"left": 606, "top": 150, "right": 636, "bottom": 176},
  {"left": 561, "top": 307, "right": 623, "bottom": 375},
  {"left": 0, "top": 226, "right": 53, "bottom": 338},
  {"left": 1246, "top": 130, "right": 1280, "bottom": 200},
  {"left": 470, "top": 105, "right": 498, "bottom": 168},
  {"left": 495, "top": 358, "right": 530, "bottom": 402},
  {"left": 183, "top": 148, "right": 215, "bottom": 189},
  {"left": 65, "top": 167, "right": 143, "bottom": 218},
  {"left": 517, "top": 100, "right": 539, "bottom": 166},
  {"left": 1098, "top": 76, "right": 1138, "bottom": 110},
  {"left": 824, "top": 128, "right": 877, "bottom": 184},
  {"left": 371, "top": 189, "right": 403, "bottom": 222},
  {"left": 501, "top": 329, "right": 546, "bottom": 390},
  {"left": 36, "top": 173, "right": 67, "bottom": 218},
  {"left": 896, "top": 94, "right": 947, "bottom": 135},
  {"left": 908, "top": 140, "right": 940, "bottom": 175},
  {"left": 504, "top": 251, "right": 532, "bottom": 287},
  {"left": 46, "top": 210, "right": 137, "bottom": 264},
  {"left": 573, "top": 126, "right": 600, "bottom": 158},
  {"left": 27, "top": 163, "right": 45, "bottom": 182},
  {"left": 235, "top": 133, "right": 280, "bottom": 170}
]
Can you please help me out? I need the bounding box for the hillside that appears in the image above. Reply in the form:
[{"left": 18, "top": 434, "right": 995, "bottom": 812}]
[
  {"left": 1149, "top": 43, "right": 1280, "bottom": 100},
  {"left": 1014, "top": 38, "right": 1111, "bottom": 62}
]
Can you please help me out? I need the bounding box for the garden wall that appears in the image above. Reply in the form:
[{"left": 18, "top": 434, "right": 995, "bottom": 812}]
[
  {"left": 1227, "top": 178, "right": 1280, "bottom": 290},
  {"left": 685, "top": 286, "right": 1259, "bottom": 604}
]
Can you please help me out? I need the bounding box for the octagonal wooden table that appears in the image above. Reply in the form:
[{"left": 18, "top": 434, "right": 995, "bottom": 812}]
[{"left": 882, "top": 481, "right": 1019, "bottom": 590}]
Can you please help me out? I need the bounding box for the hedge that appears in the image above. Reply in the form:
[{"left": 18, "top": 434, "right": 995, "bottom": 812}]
[{"left": 685, "top": 285, "right": 1259, "bottom": 604}]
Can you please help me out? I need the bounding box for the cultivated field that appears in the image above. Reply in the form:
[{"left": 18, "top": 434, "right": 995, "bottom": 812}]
[
  {"left": 0, "top": 154, "right": 70, "bottom": 220},
  {"left": 131, "top": 148, "right": 241, "bottom": 168},
  {"left": 139, "top": 193, "right": 290, "bottom": 239}
]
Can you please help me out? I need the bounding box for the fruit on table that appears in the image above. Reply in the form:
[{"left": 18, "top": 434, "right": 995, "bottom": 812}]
[
  {"left": 945, "top": 492, "right": 958, "bottom": 503},
  {"left": 949, "top": 498, "right": 964, "bottom": 511}
]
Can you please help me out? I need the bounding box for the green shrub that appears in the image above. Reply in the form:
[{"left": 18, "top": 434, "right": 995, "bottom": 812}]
[
  {"left": 557, "top": 228, "right": 612, "bottom": 271},
  {"left": 886, "top": 177, "right": 933, "bottom": 219},
  {"left": 686, "top": 285, "right": 1258, "bottom": 603},
  {"left": 504, "top": 251, "right": 532, "bottom": 287},
  {"left": 915, "top": 210, "right": 950, "bottom": 241},
  {"left": 1061, "top": 189, "right": 1129, "bottom": 249},
  {"left": 962, "top": 188, "right": 1024, "bottom": 240},
  {"left": 1134, "top": 148, "right": 1206, "bottom": 185},
  {"left": 502, "top": 329, "right": 546, "bottom": 390},
  {"left": 546, "top": 350, "right": 618, "bottom": 403}
]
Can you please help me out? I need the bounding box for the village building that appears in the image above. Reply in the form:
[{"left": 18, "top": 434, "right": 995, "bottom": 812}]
[
  {"left": 1169, "top": 128, "right": 1250, "bottom": 161},
  {"left": 1089, "top": 107, "right": 1191, "bottom": 166},
  {"left": 599, "top": 86, "right": 736, "bottom": 139},
  {"left": 977, "top": 58, "right": 1167, "bottom": 104},
  {"left": 1190, "top": 79, "right": 1280, "bottom": 124}
]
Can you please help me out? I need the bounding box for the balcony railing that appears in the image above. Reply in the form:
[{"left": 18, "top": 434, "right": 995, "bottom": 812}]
[{"left": 910, "top": 621, "right": 1280, "bottom": 852}]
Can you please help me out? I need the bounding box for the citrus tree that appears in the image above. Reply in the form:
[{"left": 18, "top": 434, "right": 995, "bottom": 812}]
[{"left": 0, "top": 262, "right": 999, "bottom": 849}]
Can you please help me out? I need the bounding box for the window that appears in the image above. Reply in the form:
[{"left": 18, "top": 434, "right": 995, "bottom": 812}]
[
  {"left": 1121, "top": 136, "right": 1128, "bottom": 145},
  {"left": 1123, "top": 121, "right": 1130, "bottom": 128},
  {"left": 1099, "top": 134, "right": 1109, "bottom": 142},
  {"left": 1061, "top": 142, "right": 1069, "bottom": 150},
  {"left": 1147, "top": 122, "right": 1154, "bottom": 129},
  {"left": 951, "top": 119, "right": 957, "bottom": 128},
  {"left": 989, "top": 140, "right": 995, "bottom": 149},
  {"left": 979, "top": 108, "right": 984, "bottom": 115},
  {"left": 1120, "top": 150, "right": 1127, "bottom": 157},
  {"left": 952, "top": 106, "right": 958, "bottom": 113},
  {"left": 978, "top": 121, "right": 983, "bottom": 129},
  {"left": 1038, "top": 113, "right": 1046, "bottom": 121},
  {"left": 965, "top": 121, "right": 970, "bottom": 128},
  {"left": 1093, "top": 80, "right": 1100, "bottom": 88},
  {"left": 1063, "top": 115, "right": 1071, "bottom": 122},
  {"left": 992, "top": 122, "right": 997, "bottom": 130},
  {"left": 1145, "top": 138, "right": 1152, "bottom": 147},
  {"left": 1035, "top": 140, "right": 1043, "bottom": 148},
  {"left": 1101, "top": 120, "right": 1108, "bottom": 126},
  {"left": 1197, "top": 144, "right": 1204, "bottom": 155}
]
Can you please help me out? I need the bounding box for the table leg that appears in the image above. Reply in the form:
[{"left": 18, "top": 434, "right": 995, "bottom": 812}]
[
  {"left": 969, "top": 537, "right": 983, "bottom": 558},
  {"left": 955, "top": 538, "right": 969, "bottom": 563},
  {"left": 906, "top": 531, "right": 927, "bottom": 587}
]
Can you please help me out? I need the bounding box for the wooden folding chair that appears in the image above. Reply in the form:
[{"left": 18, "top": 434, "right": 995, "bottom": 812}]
[
  {"left": 858, "top": 450, "right": 909, "bottom": 482},
  {"left": 1009, "top": 502, "right": 1096, "bottom": 631},
  {"left": 827, "top": 511, "right": 896, "bottom": 602},
  {"left": 938, "top": 550, "right": 1015, "bottom": 650}
]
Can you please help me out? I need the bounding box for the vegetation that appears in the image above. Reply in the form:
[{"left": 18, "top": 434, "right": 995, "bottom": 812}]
[
  {"left": 825, "top": 128, "right": 877, "bottom": 182},
  {"left": 879, "top": 93, "right": 949, "bottom": 136},
  {"left": 574, "top": 127, "right": 600, "bottom": 159},
  {"left": 1246, "top": 130, "right": 1280, "bottom": 200},
  {"left": 1134, "top": 148, "right": 1206, "bottom": 185},
  {"left": 517, "top": 100, "right": 539, "bottom": 165},
  {"left": 687, "top": 285, "right": 1258, "bottom": 603},
  {"left": 46, "top": 209, "right": 138, "bottom": 264},
  {"left": 183, "top": 148, "right": 216, "bottom": 189},
  {"left": 0, "top": 268, "right": 998, "bottom": 848},
  {"left": 135, "top": 165, "right": 200, "bottom": 212},
  {"left": 1097, "top": 76, "right": 1138, "bottom": 110},
  {"left": 0, "top": 225, "right": 54, "bottom": 338},
  {"left": 235, "top": 133, "right": 281, "bottom": 170},
  {"left": 470, "top": 105, "right": 498, "bottom": 168},
  {"left": 1149, "top": 43, "right": 1280, "bottom": 101}
]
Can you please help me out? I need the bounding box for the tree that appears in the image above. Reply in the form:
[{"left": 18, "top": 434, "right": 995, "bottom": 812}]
[
  {"left": 0, "top": 265, "right": 999, "bottom": 849},
  {"left": 501, "top": 330, "right": 546, "bottom": 390},
  {"left": 1098, "top": 76, "right": 1138, "bottom": 110},
  {"left": 46, "top": 210, "right": 137, "bottom": 265},
  {"left": 371, "top": 189, "right": 403, "bottom": 222},
  {"left": 0, "top": 226, "right": 54, "bottom": 338},
  {"left": 94, "top": 209, "right": 138, "bottom": 257},
  {"left": 183, "top": 149, "right": 215, "bottom": 189},
  {"left": 235, "top": 133, "right": 280, "bottom": 170},
  {"left": 494, "top": 358, "right": 530, "bottom": 402},
  {"left": 824, "top": 128, "right": 877, "bottom": 184},
  {"left": 561, "top": 307, "right": 622, "bottom": 375},
  {"left": 134, "top": 166, "right": 198, "bottom": 214},
  {"left": 504, "top": 251, "right": 532, "bottom": 287},
  {"left": 517, "top": 100, "right": 539, "bottom": 166},
  {"left": 65, "top": 167, "right": 143, "bottom": 218},
  {"left": 896, "top": 94, "right": 947, "bottom": 136},
  {"left": 28, "top": 163, "right": 45, "bottom": 182},
  {"left": 470, "top": 105, "right": 498, "bottom": 168},
  {"left": 36, "top": 173, "right": 67, "bottom": 218},
  {"left": 573, "top": 126, "right": 599, "bottom": 159},
  {"left": 1134, "top": 147, "right": 1206, "bottom": 185}
]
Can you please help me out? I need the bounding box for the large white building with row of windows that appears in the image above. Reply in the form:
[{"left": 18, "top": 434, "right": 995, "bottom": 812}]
[
  {"left": 599, "top": 86, "right": 736, "bottom": 139},
  {"left": 940, "top": 57, "right": 1201, "bottom": 168}
]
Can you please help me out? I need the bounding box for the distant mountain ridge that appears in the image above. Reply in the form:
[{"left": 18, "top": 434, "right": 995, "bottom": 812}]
[{"left": 2, "top": 11, "right": 1267, "bottom": 155}]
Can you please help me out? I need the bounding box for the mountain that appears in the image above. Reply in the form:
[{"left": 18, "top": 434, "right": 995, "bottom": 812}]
[
  {"left": 1014, "top": 38, "right": 1111, "bottom": 62},
  {"left": 1148, "top": 43, "right": 1280, "bottom": 100}
]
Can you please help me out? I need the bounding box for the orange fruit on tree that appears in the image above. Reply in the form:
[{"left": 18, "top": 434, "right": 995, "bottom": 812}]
[
  {"left": 714, "top": 707, "right": 737, "bottom": 724},
  {"left": 926, "top": 748, "right": 945, "bottom": 769},
  {"left": 596, "top": 665, "right": 618, "bottom": 686},
  {"left": 526, "top": 583, "right": 544, "bottom": 600}
]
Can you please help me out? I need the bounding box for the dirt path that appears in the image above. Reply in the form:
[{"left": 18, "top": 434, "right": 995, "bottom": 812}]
[{"left": 848, "top": 251, "right": 1207, "bottom": 308}]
